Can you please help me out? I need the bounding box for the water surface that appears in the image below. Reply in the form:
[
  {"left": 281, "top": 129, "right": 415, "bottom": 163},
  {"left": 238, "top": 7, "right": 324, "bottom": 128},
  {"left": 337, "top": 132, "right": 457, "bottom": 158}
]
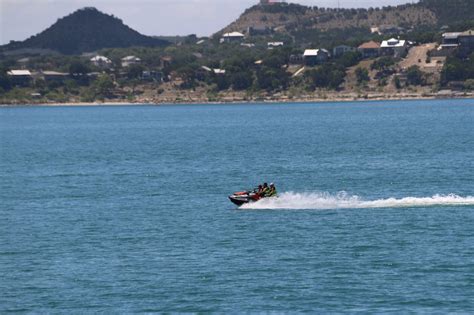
[{"left": 1, "top": 99, "right": 474, "bottom": 312}]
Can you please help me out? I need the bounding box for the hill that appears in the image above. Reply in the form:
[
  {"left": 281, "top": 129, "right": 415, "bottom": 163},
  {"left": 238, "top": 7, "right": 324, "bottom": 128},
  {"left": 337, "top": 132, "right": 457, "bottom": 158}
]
[
  {"left": 2, "top": 7, "right": 169, "bottom": 55},
  {"left": 218, "top": 0, "right": 474, "bottom": 40}
]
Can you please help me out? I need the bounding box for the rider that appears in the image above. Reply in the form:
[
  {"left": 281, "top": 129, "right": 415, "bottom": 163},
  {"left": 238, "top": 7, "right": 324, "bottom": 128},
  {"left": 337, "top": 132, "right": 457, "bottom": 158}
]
[
  {"left": 257, "top": 185, "right": 264, "bottom": 196},
  {"left": 261, "top": 183, "right": 270, "bottom": 197},
  {"left": 267, "top": 183, "right": 277, "bottom": 197}
]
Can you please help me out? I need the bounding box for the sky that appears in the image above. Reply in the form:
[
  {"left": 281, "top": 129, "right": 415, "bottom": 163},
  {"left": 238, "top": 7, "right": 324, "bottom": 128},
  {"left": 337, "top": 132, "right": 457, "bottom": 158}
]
[{"left": 0, "top": 0, "right": 414, "bottom": 45}]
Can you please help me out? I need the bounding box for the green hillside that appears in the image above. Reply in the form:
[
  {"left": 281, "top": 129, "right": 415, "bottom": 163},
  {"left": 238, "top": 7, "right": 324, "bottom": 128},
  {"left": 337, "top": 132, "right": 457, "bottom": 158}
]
[
  {"left": 2, "top": 7, "right": 169, "bottom": 54},
  {"left": 219, "top": 0, "right": 474, "bottom": 38}
]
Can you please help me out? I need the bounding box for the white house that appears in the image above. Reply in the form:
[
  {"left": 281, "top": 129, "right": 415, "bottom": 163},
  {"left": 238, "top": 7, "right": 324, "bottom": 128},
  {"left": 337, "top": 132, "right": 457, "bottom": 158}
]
[
  {"left": 121, "top": 56, "right": 141, "bottom": 67},
  {"left": 7, "top": 69, "right": 33, "bottom": 86},
  {"left": 267, "top": 42, "right": 284, "bottom": 49},
  {"left": 90, "top": 55, "right": 112, "bottom": 68},
  {"left": 220, "top": 32, "right": 245, "bottom": 43},
  {"left": 380, "top": 38, "right": 408, "bottom": 57}
]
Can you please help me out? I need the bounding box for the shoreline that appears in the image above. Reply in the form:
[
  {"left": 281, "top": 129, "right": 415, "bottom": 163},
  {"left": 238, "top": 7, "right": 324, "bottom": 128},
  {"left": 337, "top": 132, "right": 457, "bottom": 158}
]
[{"left": 1, "top": 93, "right": 473, "bottom": 107}]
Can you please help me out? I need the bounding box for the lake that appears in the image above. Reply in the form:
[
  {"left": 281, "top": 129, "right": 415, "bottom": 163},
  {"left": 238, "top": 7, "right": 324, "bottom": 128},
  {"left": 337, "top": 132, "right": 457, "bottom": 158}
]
[{"left": 1, "top": 99, "right": 474, "bottom": 312}]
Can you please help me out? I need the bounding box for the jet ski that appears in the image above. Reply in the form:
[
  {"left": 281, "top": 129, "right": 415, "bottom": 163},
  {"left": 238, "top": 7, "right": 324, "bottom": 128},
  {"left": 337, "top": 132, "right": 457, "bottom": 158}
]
[{"left": 228, "top": 189, "right": 262, "bottom": 206}]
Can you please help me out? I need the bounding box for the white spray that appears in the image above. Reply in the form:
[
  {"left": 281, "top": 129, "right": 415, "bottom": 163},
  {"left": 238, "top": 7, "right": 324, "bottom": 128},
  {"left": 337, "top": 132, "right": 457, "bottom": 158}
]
[{"left": 240, "top": 191, "right": 474, "bottom": 210}]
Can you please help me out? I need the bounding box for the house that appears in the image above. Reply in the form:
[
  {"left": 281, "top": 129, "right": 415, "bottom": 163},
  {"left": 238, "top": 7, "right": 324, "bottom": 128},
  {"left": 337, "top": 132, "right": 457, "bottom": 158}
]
[
  {"left": 91, "top": 55, "right": 112, "bottom": 68},
  {"left": 441, "top": 32, "right": 462, "bottom": 50},
  {"left": 333, "top": 45, "right": 355, "bottom": 57},
  {"left": 200, "top": 66, "right": 226, "bottom": 75},
  {"left": 440, "top": 30, "right": 474, "bottom": 55},
  {"left": 121, "top": 56, "right": 141, "bottom": 67},
  {"left": 458, "top": 30, "right": 474, "bottom": 55},
  {"left": 381, "top": 38, "right": 408, "bottom": 58},
  {"left": 7, "top": 70, "right": 33, "bottom": 86},
  {"left": 213, "top": 69, "right": 226, "bottom": 75},
  {"left": 90, "top": 55, "right": 112, "bottom": 69},
  {"left": 303, "top": 49, "right": 330, "bottom": 66},
  {"left": 220, "top": 32, "right": 245, "bottom": 43},
  {"left": 267, "top": 42, "right": 284, "bottom": 49},
  {"left": 358, "top": 41, "right": 380, "bottom": 58},
  {"left": 42, "top": 71, "right": 69, "bottom": 82}
]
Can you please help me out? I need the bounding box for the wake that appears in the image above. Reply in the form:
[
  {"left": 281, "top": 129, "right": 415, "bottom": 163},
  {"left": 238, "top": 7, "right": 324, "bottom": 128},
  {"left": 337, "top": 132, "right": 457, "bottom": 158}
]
[{"left": 240, "top": 192, "right": 474, "bottom": 210}]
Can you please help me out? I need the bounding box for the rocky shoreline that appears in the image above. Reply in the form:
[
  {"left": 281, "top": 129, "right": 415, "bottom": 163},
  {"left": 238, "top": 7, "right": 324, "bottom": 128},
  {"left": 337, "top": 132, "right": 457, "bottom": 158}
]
[{"left": 1, "top": 91, "right": 473, "bottom": 107}]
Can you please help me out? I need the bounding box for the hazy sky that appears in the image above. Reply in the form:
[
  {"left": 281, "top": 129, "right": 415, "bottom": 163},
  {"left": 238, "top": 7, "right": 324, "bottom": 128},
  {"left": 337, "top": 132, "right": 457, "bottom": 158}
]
[{"left": 1, "top": 0, "right": 414, "bottom": 44}]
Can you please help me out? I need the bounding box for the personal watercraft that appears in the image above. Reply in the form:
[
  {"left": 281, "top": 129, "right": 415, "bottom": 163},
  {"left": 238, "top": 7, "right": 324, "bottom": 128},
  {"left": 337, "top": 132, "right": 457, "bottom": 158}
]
[{"left": 228, "top": 190, "right": 262, "bottom": 206}]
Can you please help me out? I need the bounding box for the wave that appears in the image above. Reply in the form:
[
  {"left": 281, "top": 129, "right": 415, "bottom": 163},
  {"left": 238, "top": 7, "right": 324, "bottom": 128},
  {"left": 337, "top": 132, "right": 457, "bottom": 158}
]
[{"left": 240, "top": 192, "right": 474, "bottom": 210}]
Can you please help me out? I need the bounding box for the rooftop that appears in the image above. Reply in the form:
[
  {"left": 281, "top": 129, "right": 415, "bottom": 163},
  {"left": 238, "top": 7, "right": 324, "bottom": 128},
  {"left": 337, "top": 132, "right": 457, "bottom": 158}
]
[
  {"left": 91, "top": 55, "right": 111, "bottom": 62},
  {"left": 442, "top": 32, "right": 462, "bottom": 39},
  {"left": 122, "top": 56, "right": 141, "bottom": 61},
  {"left": 7, "top": 70, "right": 32, "bottom": 76},
  {"left": 222, "top": 32, "right": 244, "bottom": 38},
  {"left": 381, "top": 38, "right": 407, "bottom": 48},
  {"left": 42, "top": 71, "right": 68, "bottom": 76}
]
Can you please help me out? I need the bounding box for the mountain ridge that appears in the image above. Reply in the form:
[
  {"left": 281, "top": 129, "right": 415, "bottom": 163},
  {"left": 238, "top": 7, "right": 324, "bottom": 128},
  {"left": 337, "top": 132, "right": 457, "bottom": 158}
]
[
  {"left": 2, "top": 7, "right": 169, "bottom": 55},
  {"left": 218, "top": 0, "right": 474, "bottom": 37}
]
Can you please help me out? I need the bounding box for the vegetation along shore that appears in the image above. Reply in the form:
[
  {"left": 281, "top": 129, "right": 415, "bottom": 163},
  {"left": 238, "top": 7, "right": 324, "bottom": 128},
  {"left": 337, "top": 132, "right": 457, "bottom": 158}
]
[{"left": 1, "top": 0, "right": 473, "bottom": 105}]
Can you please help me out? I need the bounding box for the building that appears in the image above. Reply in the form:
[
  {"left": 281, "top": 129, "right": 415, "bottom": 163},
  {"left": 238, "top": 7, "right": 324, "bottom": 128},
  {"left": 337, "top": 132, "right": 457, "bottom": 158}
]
[
  {"left": 380, "top": 38, "right": 408, "bottom": 58},
  {"left": 200, "top": 66, "right": 226, "bottom": 75},
  {"left": 7, "top": 70, "right": 33, "bottom": 86},
  {"left": 440, "top": 30, "right": 474, "bottom": 56},
  {"left": 220, "top": 32, "right": 245, "bottom": 43},
  {"left": 458, "top": 30, "right": 474, "bottom": 55},
  {"left": 333, "top": 45, "right": 355, "bottom": 57},
  {"left": 42, "top": 71, "right": 69, "bottom": 82},
  {"left": 90, "top": 55, "right": 112, "bottom": 69},
  {"left": 303, "top": 49, "right": 330, "bottom": 66},
  {"left": 121, "top": 56, "right": 141, "bottom": 68},
  {"left": 442, "top": 32, "right": 461, "bottom": 46},
  {"left": 267, "top": 42, "right": 284, "bottom": 49},
  {"left": 358, "top": 41, "right": 380, "bottom": 58}
]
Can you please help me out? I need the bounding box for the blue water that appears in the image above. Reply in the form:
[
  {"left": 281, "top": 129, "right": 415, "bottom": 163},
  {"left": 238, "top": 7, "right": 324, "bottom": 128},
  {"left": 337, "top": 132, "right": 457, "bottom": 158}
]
[{"left": 1, "top": 99, "right": 474, "bottom": 312}]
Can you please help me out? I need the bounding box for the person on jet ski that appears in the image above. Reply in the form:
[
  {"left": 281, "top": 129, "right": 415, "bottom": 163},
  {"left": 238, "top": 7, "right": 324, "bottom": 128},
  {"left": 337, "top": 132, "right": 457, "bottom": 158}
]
[
  {"left": 266, "top": 183, "right": 277, "bottom": 197},
  {"left": 261, "top": 183, "right": 270, "bottom": 197}
]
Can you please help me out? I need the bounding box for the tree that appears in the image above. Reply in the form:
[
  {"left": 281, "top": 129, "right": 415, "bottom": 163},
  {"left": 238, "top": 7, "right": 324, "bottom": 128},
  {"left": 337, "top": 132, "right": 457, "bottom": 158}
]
[
  {"left": 230, "top": 71, "right": 253, "bottom": 90},
  {"left": 0, "top": 67, "right": 12, "bottom": 92},
  {"left": 337, "top": 51, "right": 362, "bottom": 68},
  {"left": 93, "top": 74, "right": 114, "bottom": 98},
  {"left": 126, "top": 64, "right": 145, "bottom": 79},
  {"left": 406, "top": 65, "right": 424, "bottom": 86},
  {"left": 355, "top": 67, "right": 370, "bottom": 84},
  {"left": 69, "top": 60, "right": 90, "bottom": 76},
  {"left": 306, "top": 64, "right": 346, "bottom": 90}
]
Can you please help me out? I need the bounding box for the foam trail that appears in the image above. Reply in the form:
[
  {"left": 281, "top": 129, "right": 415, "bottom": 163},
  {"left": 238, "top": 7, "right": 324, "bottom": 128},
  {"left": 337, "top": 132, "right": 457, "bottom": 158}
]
[{"left": 240, "top": 192, "right": 474, "bottom": 210}]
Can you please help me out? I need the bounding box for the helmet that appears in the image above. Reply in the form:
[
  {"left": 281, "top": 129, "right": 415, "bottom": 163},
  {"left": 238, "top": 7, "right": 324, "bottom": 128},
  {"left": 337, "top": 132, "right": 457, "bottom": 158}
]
[{"left": 270, "top": 183, "right": 274, "bottom": 186}]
